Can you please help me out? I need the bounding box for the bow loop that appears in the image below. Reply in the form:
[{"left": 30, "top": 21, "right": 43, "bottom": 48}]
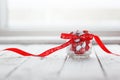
[{"left": 61, "top": 33, "right": 79, "bottom": 39}]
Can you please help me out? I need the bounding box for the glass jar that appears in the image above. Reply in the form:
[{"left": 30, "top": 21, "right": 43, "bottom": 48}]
[{"left": 67, "top": 30, "right": 93, "bottom": 59}]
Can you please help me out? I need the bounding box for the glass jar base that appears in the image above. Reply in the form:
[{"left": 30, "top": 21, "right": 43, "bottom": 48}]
[{"left": 68, "top": 52, "right": 90, "bottom": 60}]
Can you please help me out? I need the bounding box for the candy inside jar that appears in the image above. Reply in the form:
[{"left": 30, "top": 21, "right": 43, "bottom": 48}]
[{"left": 67, "top": 30, "right": 93, "bottom": 59}]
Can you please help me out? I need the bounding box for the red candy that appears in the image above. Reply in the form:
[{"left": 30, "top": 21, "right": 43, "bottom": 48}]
[
  {"left": 85, "top": 45, "right": 90, "bottom": 51},
  {"left": 75, "top": 47, "right": 85, "bottom": 54}
]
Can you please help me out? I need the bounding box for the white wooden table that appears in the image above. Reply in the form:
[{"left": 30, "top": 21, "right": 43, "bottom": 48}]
[{"left": 0, "top": 44, "right": 120, "bottom": 80}]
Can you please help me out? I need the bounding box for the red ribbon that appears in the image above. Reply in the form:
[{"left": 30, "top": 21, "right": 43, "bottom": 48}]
[
  {"left": 3, "top": 40, "right": 72, "bottom": 57},
  {"left": 2, "top": 31, "right": 120, "bottom": 57},
  {"left": 93, "top": 35, "right": 120, "bottom": 56}
]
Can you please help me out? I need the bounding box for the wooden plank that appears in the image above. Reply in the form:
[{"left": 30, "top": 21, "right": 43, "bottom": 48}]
[
  {"left": 0, "top": 57, "right": 28, "bottom": 80},
  {"left": 59, "top": 46, "right": 105, "bottom": 80},
  {"left": 0, "top": 45, "right": 29, "bottom": 80},
  {"left": 94, "top": 45, "right": 120, "bottom": 80},
  {"left": 6, "top": 44, "right": 67, "bottom": 80}
]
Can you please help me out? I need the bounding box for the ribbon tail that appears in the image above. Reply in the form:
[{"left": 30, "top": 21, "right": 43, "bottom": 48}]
[
  {"left": 4, "top": 48, "right": 35, "bottom": 56},
  {"left": 38, "top": 40, "right": 72, "bottom": 57},
  {"left": 2, "top": 40, "right": 72, "bottom": 57},
  {"left": 93, "top": 35, "right": 120, "bottom": 56}
]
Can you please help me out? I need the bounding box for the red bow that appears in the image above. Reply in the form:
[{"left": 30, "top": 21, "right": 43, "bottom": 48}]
[{"left": 2, "top": 30, "right": 120, "bottom": 57}]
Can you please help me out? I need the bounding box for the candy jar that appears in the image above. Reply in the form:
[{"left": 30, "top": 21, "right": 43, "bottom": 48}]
[{"left": 67, "top": 30, "right": 93, "bottom": 59}]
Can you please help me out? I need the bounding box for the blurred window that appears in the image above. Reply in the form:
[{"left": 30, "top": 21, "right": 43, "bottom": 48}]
[{"left": 6, "top": 0, "right": 120, "bottom": 31}]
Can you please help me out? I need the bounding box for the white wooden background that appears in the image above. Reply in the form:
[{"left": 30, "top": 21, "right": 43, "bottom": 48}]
[{"left": 0, "top": 44, "right": 120, "bottom": 80}]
